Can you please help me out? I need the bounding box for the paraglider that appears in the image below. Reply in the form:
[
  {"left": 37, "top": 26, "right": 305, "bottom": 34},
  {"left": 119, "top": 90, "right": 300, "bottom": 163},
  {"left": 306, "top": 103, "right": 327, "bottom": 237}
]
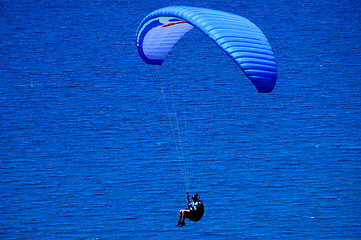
[
  {"left": 136, "top": 6, "right": 277, "bottom": 226},
  {"left": 176, "top": 193, "right": 204, "bottom": 227},
  {"left": 136, "top": 5, "right": 277, "bottom": 93}
]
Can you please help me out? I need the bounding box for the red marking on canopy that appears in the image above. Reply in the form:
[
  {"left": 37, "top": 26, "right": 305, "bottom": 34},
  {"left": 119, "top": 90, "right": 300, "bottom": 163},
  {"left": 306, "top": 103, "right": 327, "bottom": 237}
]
[{"left": 162, "top": 22, "right": 186, "bottom": 28}]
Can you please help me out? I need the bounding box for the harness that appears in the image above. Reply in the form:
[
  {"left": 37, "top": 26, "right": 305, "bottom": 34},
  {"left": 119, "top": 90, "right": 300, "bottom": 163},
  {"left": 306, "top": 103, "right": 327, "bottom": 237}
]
[{"left": 187, "top": 200, "right": 204, "bottom": 222}]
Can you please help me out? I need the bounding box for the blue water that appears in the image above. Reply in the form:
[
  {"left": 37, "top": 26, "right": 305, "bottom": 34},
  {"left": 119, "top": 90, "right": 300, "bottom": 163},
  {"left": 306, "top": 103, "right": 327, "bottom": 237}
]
[{"left": 1, "top": 0, "right": 360, "bottom": 239}]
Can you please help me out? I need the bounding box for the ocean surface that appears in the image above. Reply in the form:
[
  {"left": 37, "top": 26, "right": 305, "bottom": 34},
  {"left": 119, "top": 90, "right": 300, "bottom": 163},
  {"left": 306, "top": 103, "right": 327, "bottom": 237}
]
[{"left": 1, "top": 0, "right": 360, "bottom": 239}]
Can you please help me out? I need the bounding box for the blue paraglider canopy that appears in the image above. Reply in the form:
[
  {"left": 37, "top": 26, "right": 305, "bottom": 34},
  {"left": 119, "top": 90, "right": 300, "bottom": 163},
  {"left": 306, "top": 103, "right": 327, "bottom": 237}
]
[{"left": 136, "top": 6, "right": 277, "bottom": 93}]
